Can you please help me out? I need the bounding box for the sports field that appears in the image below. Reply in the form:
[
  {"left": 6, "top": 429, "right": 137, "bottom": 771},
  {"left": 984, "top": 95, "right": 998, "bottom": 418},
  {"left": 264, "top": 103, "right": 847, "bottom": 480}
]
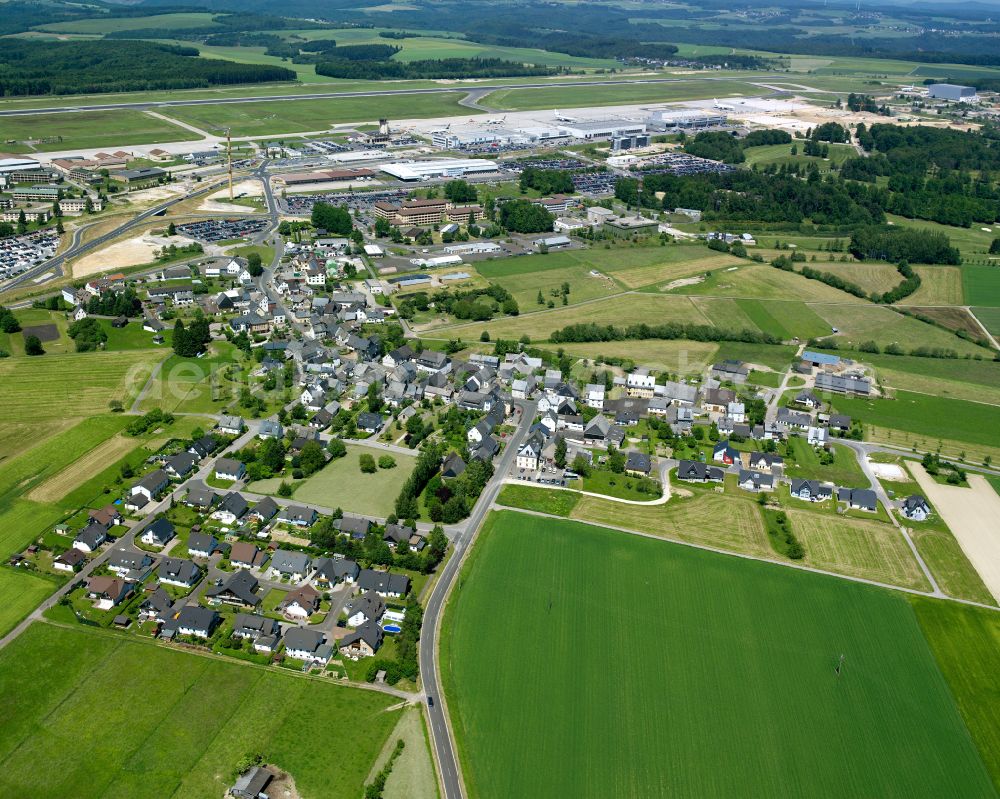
[
  {"left": 0, "top": 624, "right": 401, "bottom": 798},
  {"left": 442, "top": 512, "right": 997, "bottom": 799},
  {"left": 0, "top": 110, "right": 192, "bottom": 153},
  {"left": 248, "top": 443, "right": 417, "bottom": 517}
]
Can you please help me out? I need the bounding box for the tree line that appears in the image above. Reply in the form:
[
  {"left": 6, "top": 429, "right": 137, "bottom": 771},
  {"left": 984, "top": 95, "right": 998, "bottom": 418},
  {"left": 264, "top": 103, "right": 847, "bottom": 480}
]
[
  {"left": 315, "top": 56, "right": 555, "bottom": 81},
  {"left": 549, "top": 322, "right": 781, "bottom": 345}
]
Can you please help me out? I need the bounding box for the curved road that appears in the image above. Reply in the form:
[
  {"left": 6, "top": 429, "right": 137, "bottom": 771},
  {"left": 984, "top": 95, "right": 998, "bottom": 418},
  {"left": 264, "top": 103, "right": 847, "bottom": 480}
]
[{"left": 1, "top": 175, "right": 233, "bottom": 292}]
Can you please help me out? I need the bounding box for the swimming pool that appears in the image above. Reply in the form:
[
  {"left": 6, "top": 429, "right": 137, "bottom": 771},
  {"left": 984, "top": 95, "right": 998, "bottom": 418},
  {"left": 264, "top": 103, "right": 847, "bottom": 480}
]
[{"left": 383, "top": 624, "right": 401, "bottom": 634}]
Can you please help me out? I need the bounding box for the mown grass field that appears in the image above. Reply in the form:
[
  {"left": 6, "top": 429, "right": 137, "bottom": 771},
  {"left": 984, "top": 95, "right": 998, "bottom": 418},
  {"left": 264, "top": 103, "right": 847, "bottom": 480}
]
[
  {"left": 973, "top": 307, "right": 1000, "bottom": 337},
  {"left": 431, "top": 293, "right": 709, "bottom": 341},
  {"left": 0, "top": 623, "right": 401, "bottom": 798},
  {"left": 161, "top": 92, "right": 474, "bottom": 136},
  {"left": 497, "top": 483, "right": 580, "bottom": 516},
  {"left": 442, "top": 511, "right": 997, "bottom": 799},
  {"left": 0, "top": 350, "right": 160, "bottom": 421},
  {"left": 476, "top": 257, "right": 621, "bottom": 310},
  {"left": 912, "top": 598, "right": 1000, "bottom": 792},
  {"left": 833, "top": 390, "right": 1000, "bottom": 450},
  {"left": 809, "top": 303, "right": 990, "bottom": 355},
  {"left": 901, "top": 266, "right": 965, "bottom": 306},
  {"left": 786, "top": 509, "right": 930, "bottom": 591},
  {"left": 783, "top": 438, "right": 868, "bottom": 486},
  {"left": 557, "top": 339, "right": 721, "bottom": 374},
  {"left": 248, "top": 444, "right": 417, "bottom": 518},
  {"left": 680, "top": 262, "right": 862, "bottom": 302},
  {"left": 0, "top": 110, "right": 192, "bottom": 153},
  {"left": 483, "top": 79, "right": 761, "bottom": 111}
]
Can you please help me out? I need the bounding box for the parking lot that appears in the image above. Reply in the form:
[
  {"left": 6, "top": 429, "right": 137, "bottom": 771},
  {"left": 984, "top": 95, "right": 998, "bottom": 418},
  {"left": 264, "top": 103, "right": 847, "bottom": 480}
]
[
  {"left": 284, "top": 188, "right": 410, "bottom": 216},
  {"left": 631, "top": 152, "right": 735, "bottom": 176},
  {"left": 0, "top": 230, "right": 60, "bottom": 282},
  {"left": 175, "top": 218, "right": 268, "bottom": 243}
]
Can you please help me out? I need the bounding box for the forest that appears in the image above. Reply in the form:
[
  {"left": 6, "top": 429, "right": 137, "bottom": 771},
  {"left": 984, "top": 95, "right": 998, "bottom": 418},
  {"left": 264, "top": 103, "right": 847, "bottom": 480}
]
[
  {"left": 315, "top": 57, "right": 555, "bottom": 81},
  {"left": 0, "top": 40, "right": 294, "bottom": 96}
]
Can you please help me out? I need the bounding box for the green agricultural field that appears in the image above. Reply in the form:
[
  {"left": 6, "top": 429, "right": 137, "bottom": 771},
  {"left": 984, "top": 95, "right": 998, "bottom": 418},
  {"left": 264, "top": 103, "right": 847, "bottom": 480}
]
[
  {"left": 37, "top": 12, "right": 220, "bottom": 34},
  {"left": 0, "top": 110, "right": 192, "bottom": 153},
  {"left": 483, "top": 79, "right": 761, "bottom": 111},
  {"left": 913, "top": 598, "right": 1000, "bottom": 791},
  {"left": 0, "top": 623, "right": 401, "bottom": 798},
  {"left": 160, "top": 93, "right": 474, "bottom": 137},
  {"left": 833, "top": 390, "right": 1000, "bottom": 450},
  {"left": 0, "top": 570, "right": 56, "bottom": 638},
  {"left": 963, "top": 266, "right": 1000, "bottom": 308},
  {"left": 714, "top": 341, "right": 799, "bottom": 370},
  {"left": 0, "top": 350, "right": 159, "bottom": 422},
  {"left": 839, "top": 350, "right": 1000, "bottom": 406},
  {"left": 887, "top": 215, "right": 997, "bottom": 261},
  {"left": 973, "top": 307, "right": 1000, "bottom": 337},
  {"left": 442, "top": 511, "right": 997, "bottom": 799},
  {"left": 247, "top": 444, "right": 417, "bottom": 517},
  {"left": 732, "top": 298, "right": 831, "bottom": 340},
  {"left": 477, "top": 255, "right": 622, "bottom": 310}
]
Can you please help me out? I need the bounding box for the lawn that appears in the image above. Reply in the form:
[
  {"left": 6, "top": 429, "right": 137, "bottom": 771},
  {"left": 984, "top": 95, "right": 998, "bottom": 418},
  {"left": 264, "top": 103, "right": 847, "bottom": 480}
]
[
  {"left": 0, "top": 110, "right": 192, "bottom": 153},
  {"left": 161, "top": 93, "right": 474, "bottom": 137},
  {"left": 0, "top": 623, "right": 401, "bottom": 798},
  {"left": 833, "top": 390, "right": 1000, "bottom": 450},
  {"left": 0, "top": 570, "right": 56, "bottom": 638},
  {"left": 783, "top": 438, "right": 868, "bottom": 486},
  {"left": 580, "top": 469, "right": 659, "bottom": 501},
  {"left": 248, "top": 444, "right": 417, "bottom": 518},
  {"left": 442, "top": 511, "right": 997, "bottom": 799},
  {"left": 742, "top": 141, "right": 856, "bottom": 169},
  {"left": 912, "top": 597, "right": 1000, "bottom": 792}
]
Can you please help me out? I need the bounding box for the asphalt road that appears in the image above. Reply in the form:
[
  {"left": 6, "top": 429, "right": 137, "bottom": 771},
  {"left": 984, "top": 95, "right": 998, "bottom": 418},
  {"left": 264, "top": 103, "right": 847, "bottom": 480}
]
[
  {"left": 0, "top": 75, "right": 790, "bottom": 117},
  {"left": 1, "top": 175, "right": 231, "bottom": 292},
  {"left": 418, "top": 398, "right": 536, "bottom": 799}
]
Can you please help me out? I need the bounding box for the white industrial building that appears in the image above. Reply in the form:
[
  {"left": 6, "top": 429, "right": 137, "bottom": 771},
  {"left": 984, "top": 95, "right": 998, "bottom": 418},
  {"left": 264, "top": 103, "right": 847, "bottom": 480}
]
[
  {"left": 431, "top": 127, "right": 530, "bottom": 149},
  {"left": 927, "top": 84, "right": 978, "bottom": 103},
  {"left": 380, "top": 159, "right": 499, "bottom": 181},
  {"left": 557, "top": 119, "right": 646, "bottom": 140},
  {"left": 646, "top": 109, "right": 728, "bottom": 130},
  {"left": 329, "top": 150, "right": 394, "bottom": 164},
  {"left": 443, "top": 242, "right": 502, "bottom": 255},
  {"left": 0, "top": 157, "right": 42, "bottom": 176}
]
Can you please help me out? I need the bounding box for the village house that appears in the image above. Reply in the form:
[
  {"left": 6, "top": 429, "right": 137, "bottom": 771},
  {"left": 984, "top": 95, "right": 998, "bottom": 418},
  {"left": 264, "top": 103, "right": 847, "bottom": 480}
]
[{"left": 206, "top": 569, "right": 261, "bottom": 608}]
